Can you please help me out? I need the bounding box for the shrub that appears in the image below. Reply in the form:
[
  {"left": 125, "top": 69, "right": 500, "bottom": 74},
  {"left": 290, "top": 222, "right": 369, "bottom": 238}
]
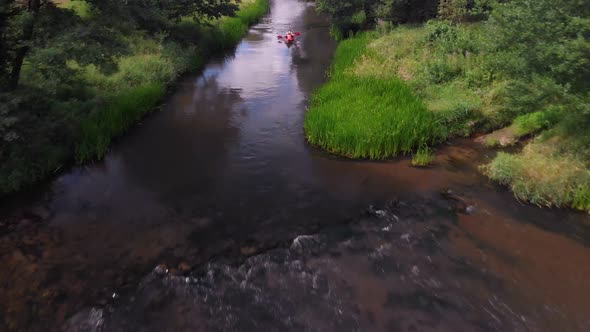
[
  {"left": 512, "top": 107, "right": 561, "bottom": 137},
  {"left": 438, "top": 0, "right": 469, "bottom": 23}
]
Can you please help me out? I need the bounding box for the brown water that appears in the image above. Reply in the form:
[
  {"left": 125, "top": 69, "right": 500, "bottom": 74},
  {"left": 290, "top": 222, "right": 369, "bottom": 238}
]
[{"left": 1, "top": 0, "right": 590, "bottom": 331}]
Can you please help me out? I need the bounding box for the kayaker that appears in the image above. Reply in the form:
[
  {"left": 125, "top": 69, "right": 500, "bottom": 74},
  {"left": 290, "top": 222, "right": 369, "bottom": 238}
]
[{"left": 286, "top": 30, "right": 295, "bottom": 42}]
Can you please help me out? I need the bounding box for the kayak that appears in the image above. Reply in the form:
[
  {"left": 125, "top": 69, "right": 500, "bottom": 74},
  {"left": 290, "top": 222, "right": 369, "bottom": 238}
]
[{"left": 277, "top": 32, "right": 299, "bottom": 43}]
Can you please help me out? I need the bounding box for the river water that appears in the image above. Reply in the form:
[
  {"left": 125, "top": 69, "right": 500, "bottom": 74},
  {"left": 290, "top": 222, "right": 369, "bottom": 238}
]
[{"left": 1, "top": 0, "right": 590, "bottom": 331}]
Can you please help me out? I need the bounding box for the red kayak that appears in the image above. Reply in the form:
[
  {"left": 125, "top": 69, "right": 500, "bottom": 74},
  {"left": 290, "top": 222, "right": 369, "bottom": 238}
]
[{"left": 277, "top": 32, "right": 299, "bottom": 43}]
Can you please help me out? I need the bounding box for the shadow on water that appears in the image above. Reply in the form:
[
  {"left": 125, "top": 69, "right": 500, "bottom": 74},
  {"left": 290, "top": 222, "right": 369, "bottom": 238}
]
[{"left": 1, "top": 0, "right": 590, "bottom": 331}]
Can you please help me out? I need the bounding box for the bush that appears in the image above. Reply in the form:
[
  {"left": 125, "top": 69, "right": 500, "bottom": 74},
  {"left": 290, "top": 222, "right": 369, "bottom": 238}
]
[
  {"left": 435, "top": 101, "right": 480, "bottom": 137},
  {"left": 512, "top": 107, "right": 561, "bottom": 137},
  {"left": 487, "top": 0, "right": 590, "bottom": 92},
  {"left": 425, "top": 20, "right": 483, "bottom": 53},
  {"left": 423, "top": 56, "right": 464, "bottom": 83},
  {"left": 0, "top": 90, "right": 73, "bottom": 194},
  {"left": 438, "top": 0, "right": 469, "bottom": 23},
  {"left": 376, "top": 0, "right": 439, "bottom": 24},
  {"left": 425, "top": 20, "right": 459, "bottom": 44}
]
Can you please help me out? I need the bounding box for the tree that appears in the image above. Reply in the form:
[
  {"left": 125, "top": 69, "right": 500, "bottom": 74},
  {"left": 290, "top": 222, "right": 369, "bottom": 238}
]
[
  {"left": 376, "top": 0, "right": 439, "bottom": 24},
  {"left": 437, "top": 0, "right": 469, "bottom": 23},
  {"left": 6, "top": 0, "right": 42, "bottom": 90},
  {"left": 316, "top": 0, "right": 380, "bottom": 28},
  {"left": 1, "top": 0, "right": 242, "bottom": 92},
  {"left": 0, "top": 1, "right": 18, "bottom": 90},
  {"left": 81, "top": 0, "right": 240, "bottom": 28},
  {"left": 488, "top": 0, "right": 590, "bottom": 92}
]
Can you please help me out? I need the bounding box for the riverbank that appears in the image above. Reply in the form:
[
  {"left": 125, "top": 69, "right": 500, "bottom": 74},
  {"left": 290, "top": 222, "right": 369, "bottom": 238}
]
[
  {"left": 304, "top": 18, "right": 590, "bottom": 214},
  {"left": 0, "top": 0, "right": 269, "bottom": 196}
]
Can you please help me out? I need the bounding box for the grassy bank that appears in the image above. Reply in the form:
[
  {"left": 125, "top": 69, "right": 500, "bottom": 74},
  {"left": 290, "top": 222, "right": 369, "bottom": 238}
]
[
  {"left": 305, "top": 8, "right": 589, "bottom": 213},
  {"left": 482, "top": 138, "right": 590, "bottom": 211},
  {"left": 0, "top": 0, "right": 269, "bottom": 195},
  {"left": 304, "top": 33, "right": 443, "bottom": 159}
]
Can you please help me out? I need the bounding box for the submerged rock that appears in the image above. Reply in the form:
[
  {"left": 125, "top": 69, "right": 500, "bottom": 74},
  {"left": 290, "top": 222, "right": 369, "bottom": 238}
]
[
  {"left": 178, "top": 262, "right": 191, "bottom": 273},
  {"left": 401, "top": 233, "right": 411, "bottom": 243},
  {"left": 62, "top": 308, "right": 104, "bottom": 332},
  {"left": 31, "top": 206, "right": 51, "bottom": 220},
  {"left": 18, "top": 219, "right": 33, "bottom": 228},
  {"left": 440, "top": 189, "right": 475, "bottom": 214},
  {"left": 290, "top": 235, "right": 320, "bottom": 255},
  {"left": 240, "top": 246, "right": 258, "bottom": 256},
  {"left": 154, "top": 264, "right": 168, "bottom": 275}
]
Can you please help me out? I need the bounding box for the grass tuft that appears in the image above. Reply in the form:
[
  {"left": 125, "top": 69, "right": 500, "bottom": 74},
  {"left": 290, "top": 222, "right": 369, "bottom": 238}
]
[
  {"left": 412, "top": 146, "right": 435, "bottom": 166},
  {"left": 573, "top": 186, "right": 590, "bottom": 213},
  {"left": 482, "top": 139, "right": 590, "bottom": 213}
]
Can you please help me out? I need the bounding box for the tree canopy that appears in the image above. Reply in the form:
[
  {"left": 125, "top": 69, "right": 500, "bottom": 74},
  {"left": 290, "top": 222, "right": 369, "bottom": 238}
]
[{"left": 0, "top": 0, "right": 240, "bottom": 92}]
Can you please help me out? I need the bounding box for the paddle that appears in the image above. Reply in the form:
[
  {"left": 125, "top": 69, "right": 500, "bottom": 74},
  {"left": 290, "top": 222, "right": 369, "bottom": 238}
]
[{"left": 277, "top": 32, "right": 301, "bottom": 39}]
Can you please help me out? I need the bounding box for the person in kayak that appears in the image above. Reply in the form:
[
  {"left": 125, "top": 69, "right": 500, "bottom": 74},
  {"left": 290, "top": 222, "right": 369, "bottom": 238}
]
[{"left": 286, "top": 30, "right": 295, "bottom": 42}]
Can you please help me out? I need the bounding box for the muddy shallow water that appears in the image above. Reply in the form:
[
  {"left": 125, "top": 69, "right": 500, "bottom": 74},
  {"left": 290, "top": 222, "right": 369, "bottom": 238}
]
[
  {"left": 1, "top": 0, "right": 590, "bottom": 331},
  {"left": 66, "top": 199, "right": 590, "bottom": 332}
]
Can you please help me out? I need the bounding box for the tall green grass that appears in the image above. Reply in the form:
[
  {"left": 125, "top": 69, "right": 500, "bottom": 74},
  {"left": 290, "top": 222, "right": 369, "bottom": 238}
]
[
  {"left": 77, "top": 84, "right": 165, "bottom": 161},
  {"left": 200, "top": 0, "right": 270, "bottom": 52},
  {"left": 573, "top": 186, "right": 590, "bottom": 213},
  {"left": 76, "top": 0, "right": 268, "bottom": 161},
  {"left": 305, "top": 33, "right": 442, "bottom": 159},
  {"left": 482, "top": 140, "right": 590, "bottom": 213},
  {"left": 412, "top": 146, "right": 435, "bottom": 166},
  {"left": 236, "top": 0, "right": 270, "bottom": 25}
]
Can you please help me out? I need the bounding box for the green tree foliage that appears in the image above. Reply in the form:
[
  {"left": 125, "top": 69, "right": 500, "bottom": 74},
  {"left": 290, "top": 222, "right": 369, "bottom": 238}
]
[
  {"left": 0, "top": 0, "right": 20, "bottom": 89},
  {"left": 0, "top": 1, "right": 113, "bottom": 91},
  {"left": 437, "top": 0, "right": 469, "bottom": 23},
  {"left": 375, "top": 0, "right": 439, "bottom": 24},
  {"left": 437, "top": 0, "right": 501, "bottom": 23},
  {"left": 316, "top": 0, "right": 380, "bottom": 33},
  {"left": 317, "top": 0, "right": 439, "bottom": 35},
  {"left": 0, "top": 0, "right": 241, "bottom": 92},
  {"left": 0, "top": 0, "right": 44, "bottom": 90},
  {"left": 488, "top": 0, "right": 590, "bottom": 93}
]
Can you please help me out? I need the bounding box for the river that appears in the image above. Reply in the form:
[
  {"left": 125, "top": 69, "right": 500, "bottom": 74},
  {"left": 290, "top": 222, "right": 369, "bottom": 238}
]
[{"left": 1, "top": 0, "right": 590, "bottom": 331}]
